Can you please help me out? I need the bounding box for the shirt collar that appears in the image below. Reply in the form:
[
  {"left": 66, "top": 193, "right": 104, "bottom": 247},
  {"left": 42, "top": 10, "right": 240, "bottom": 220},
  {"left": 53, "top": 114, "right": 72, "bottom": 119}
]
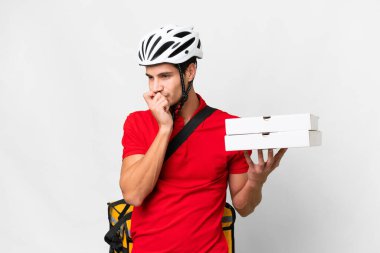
[
  {"left": 191, "top": 93, "right": 207, "bottom": 118},
  {"left": 174, "top": 93, "right": 207, "bottom": 122}
]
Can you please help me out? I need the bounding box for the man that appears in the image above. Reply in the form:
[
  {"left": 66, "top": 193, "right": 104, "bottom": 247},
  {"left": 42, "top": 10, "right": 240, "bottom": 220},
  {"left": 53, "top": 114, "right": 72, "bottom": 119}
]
[{"left": 119, "top": 25, "right": 287, "bottom": 252}]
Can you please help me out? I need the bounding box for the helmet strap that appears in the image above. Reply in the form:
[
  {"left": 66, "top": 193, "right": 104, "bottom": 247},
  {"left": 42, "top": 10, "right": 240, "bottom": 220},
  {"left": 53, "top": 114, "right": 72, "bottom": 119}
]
[{"left": 170, "top": 64, "right": 193, "bottom": 121}]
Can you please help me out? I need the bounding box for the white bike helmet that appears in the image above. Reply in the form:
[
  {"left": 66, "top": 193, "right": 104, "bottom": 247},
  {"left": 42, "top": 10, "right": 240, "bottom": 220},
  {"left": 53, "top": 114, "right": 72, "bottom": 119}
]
[
  {"left": 138, "top": 24, "right": 203, "bottom": 66},
  {"left": 137, "top": 25, "right": 203, "bottom": 120}
]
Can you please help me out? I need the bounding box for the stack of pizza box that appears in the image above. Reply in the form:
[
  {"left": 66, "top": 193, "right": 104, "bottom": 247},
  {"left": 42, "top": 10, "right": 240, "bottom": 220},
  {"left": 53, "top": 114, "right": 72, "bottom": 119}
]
[{"left": 224, "top": 113, "right": 322, "bottom": 151}]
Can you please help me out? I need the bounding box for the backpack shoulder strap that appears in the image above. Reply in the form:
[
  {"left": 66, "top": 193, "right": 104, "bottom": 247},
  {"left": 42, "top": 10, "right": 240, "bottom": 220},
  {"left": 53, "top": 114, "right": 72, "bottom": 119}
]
[{"left": 164, "top": 105, "right": 216, "bottom": 161}]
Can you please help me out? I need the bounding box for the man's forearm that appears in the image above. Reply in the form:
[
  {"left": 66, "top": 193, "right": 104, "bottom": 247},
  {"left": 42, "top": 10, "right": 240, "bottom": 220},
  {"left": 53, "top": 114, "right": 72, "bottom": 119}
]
[
  {"left": 233, "top": 180, "right": 263, "bottom": 217},
  {"left": 120, "top": 126, "right": 172, "bottom": 206}
]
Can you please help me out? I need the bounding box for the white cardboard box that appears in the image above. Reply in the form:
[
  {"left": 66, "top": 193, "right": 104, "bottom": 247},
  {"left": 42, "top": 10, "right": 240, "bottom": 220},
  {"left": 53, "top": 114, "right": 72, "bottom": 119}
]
[
  {"left": 226, "top": 113, "right": 319, "bottom": 135},
  {"left": 224, "top": 130, "right": 322, "bottom": 151}
]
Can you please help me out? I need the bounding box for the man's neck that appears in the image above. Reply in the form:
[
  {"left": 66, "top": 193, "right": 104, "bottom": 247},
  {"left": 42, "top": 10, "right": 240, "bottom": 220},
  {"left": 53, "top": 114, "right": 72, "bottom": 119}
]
[{"left": 178, "top": 89, "right": 199, "bottom": 124}]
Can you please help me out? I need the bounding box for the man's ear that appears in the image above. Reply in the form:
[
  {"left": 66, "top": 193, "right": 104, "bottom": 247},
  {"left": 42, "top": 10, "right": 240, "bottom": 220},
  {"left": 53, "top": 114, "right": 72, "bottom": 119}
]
[{"left": 186, "top": 63, "right": 197, "bottom": 82}]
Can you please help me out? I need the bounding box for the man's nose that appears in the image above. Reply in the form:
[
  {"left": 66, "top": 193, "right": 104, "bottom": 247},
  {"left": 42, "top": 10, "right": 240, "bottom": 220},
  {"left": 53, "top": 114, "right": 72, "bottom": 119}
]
[{"left": 153, "top": 80, "right": 163, "bottom": 92}]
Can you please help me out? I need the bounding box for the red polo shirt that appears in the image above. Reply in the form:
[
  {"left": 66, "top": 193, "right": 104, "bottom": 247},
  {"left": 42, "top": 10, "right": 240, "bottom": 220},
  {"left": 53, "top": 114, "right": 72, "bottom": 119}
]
[{"left": 121, "top": 93, "right": 250, "bottom": 253}]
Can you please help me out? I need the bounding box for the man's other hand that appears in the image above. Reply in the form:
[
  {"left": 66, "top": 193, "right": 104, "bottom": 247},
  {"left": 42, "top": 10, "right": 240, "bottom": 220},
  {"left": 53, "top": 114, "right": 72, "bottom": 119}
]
[
  {"left": 243, "top": 148, "right": 287, "bottom": 186},
  {"left": 143, "top": 91, "right": 173, "bottom": 130}
]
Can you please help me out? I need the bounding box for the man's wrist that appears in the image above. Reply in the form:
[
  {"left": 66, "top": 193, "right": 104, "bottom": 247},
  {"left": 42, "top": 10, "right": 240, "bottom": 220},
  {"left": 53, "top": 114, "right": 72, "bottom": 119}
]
[
  {"left": 247, "top": 178, "right": 264, "bottom": 190},
  {"left": 158, "top": 125, "right": 173, "bottom": 135}
]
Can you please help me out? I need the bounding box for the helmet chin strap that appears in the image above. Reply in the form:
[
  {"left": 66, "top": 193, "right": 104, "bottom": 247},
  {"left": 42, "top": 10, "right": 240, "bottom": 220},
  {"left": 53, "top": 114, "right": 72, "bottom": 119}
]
[{"left": 170, "top": 64, "right": 193, "bottom": 121}]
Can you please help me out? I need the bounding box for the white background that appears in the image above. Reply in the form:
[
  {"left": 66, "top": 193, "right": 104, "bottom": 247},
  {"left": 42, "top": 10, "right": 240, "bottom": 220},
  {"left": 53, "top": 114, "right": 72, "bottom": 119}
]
[{"left": 1, "top": 0, "right": 379, "bottom": 252}]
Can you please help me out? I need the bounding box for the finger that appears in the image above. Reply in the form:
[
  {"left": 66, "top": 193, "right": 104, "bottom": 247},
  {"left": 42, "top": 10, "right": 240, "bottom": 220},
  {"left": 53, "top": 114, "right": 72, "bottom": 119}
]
[
  {"left": 272, "top": 148, "right": 287, "bottom": 167},
  {"left": 158, "top": 99, "right": 170, "bottom": 112},
  {"left": 243, "top": 150, "right": 255, "bottom": 167},
  {"left": 145, "top": 90, "right": 156, "bottom": 100},
  {"left": 157, "top": 94, "right": 169, "bottom": 103},
  {"left": 265, "top": 149, "right": 274, "bottom": 169},
  {"left": 258, "top": 149, "right": 264, "bottom": 165},
  {"left": 143, "top": 91, "right": 155, "bottom": 105},
  {"left": 159, "top": 98, "right": 169, "bottom": 107},
  {"left": 152, "top": 92, "right": 162, "bottom": 103},
  {"left": 143, "top": 91, "right": 151, "bottom": 100},
  {"left": 268, "top": 149, "right": 274, "bottom": 161},
  {"left": 274, "top": 148, "right": 287, "bottom": 161},
  {"left": 157, "top": 96, "right": 169, "bottom": 107}
]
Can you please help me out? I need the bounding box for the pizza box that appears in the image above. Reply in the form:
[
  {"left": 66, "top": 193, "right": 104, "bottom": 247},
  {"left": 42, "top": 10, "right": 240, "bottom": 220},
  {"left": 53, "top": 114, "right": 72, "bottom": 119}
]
[
  {"left": 224, "top": 130, "right": 322, "bottom": 151},
  {"left": 225, "top": 113, "right": 319, "bottom": 135}
]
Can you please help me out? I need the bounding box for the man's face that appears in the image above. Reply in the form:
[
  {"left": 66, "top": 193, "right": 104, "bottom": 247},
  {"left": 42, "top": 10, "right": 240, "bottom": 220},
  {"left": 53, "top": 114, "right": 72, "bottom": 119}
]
[{"left": 145, "top": 63, "right": 183, "bottom": 106}]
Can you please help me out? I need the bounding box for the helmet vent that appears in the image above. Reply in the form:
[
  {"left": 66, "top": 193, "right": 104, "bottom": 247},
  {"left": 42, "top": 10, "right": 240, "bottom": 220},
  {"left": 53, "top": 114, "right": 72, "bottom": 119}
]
[
  {"left": 174, "top": 31, "right": 191, "bottom": 38},
  {"left": 168, "top": 37, "right": 195, "bottom": 58},
  {"left": 141, "top": 40, "right": 145, "bottom": 59},
  {"left": 138, "top": 51, "right": 143, "bottom": 61},
  {"left": 197, "top": 40, "right": 201, "bottom": 49},
  {"left": 151, "top": 41, "right": 175, "bottom": 61},
  {"left": 147, "top": 36, "right": 162, "bottom": 60},
  {"left": 145, "top": 34, "right": 154, "bottom": 53},
  {"left": 172, "top": 42, "right": 180, "bottom": 49}
]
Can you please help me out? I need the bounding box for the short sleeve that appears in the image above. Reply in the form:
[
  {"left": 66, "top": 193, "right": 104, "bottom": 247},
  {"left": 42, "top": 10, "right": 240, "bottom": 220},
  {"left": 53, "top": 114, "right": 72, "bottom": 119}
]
[
  {"left": 121, "top": 113, "right": 148, "bottom": 160},
  {"left": 227, "top": 150, "right": 252, "bottom": 174}
]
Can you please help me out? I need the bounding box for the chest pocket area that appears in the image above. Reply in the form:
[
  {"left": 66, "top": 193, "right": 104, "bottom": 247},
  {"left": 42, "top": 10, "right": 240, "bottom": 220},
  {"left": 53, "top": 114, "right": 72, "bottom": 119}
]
[
  {"left": 159, "top": 127, "right": 228, "bottom": 184},
  {"left": 183, "top": 134, "right": 227, "bottom": 181}
]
